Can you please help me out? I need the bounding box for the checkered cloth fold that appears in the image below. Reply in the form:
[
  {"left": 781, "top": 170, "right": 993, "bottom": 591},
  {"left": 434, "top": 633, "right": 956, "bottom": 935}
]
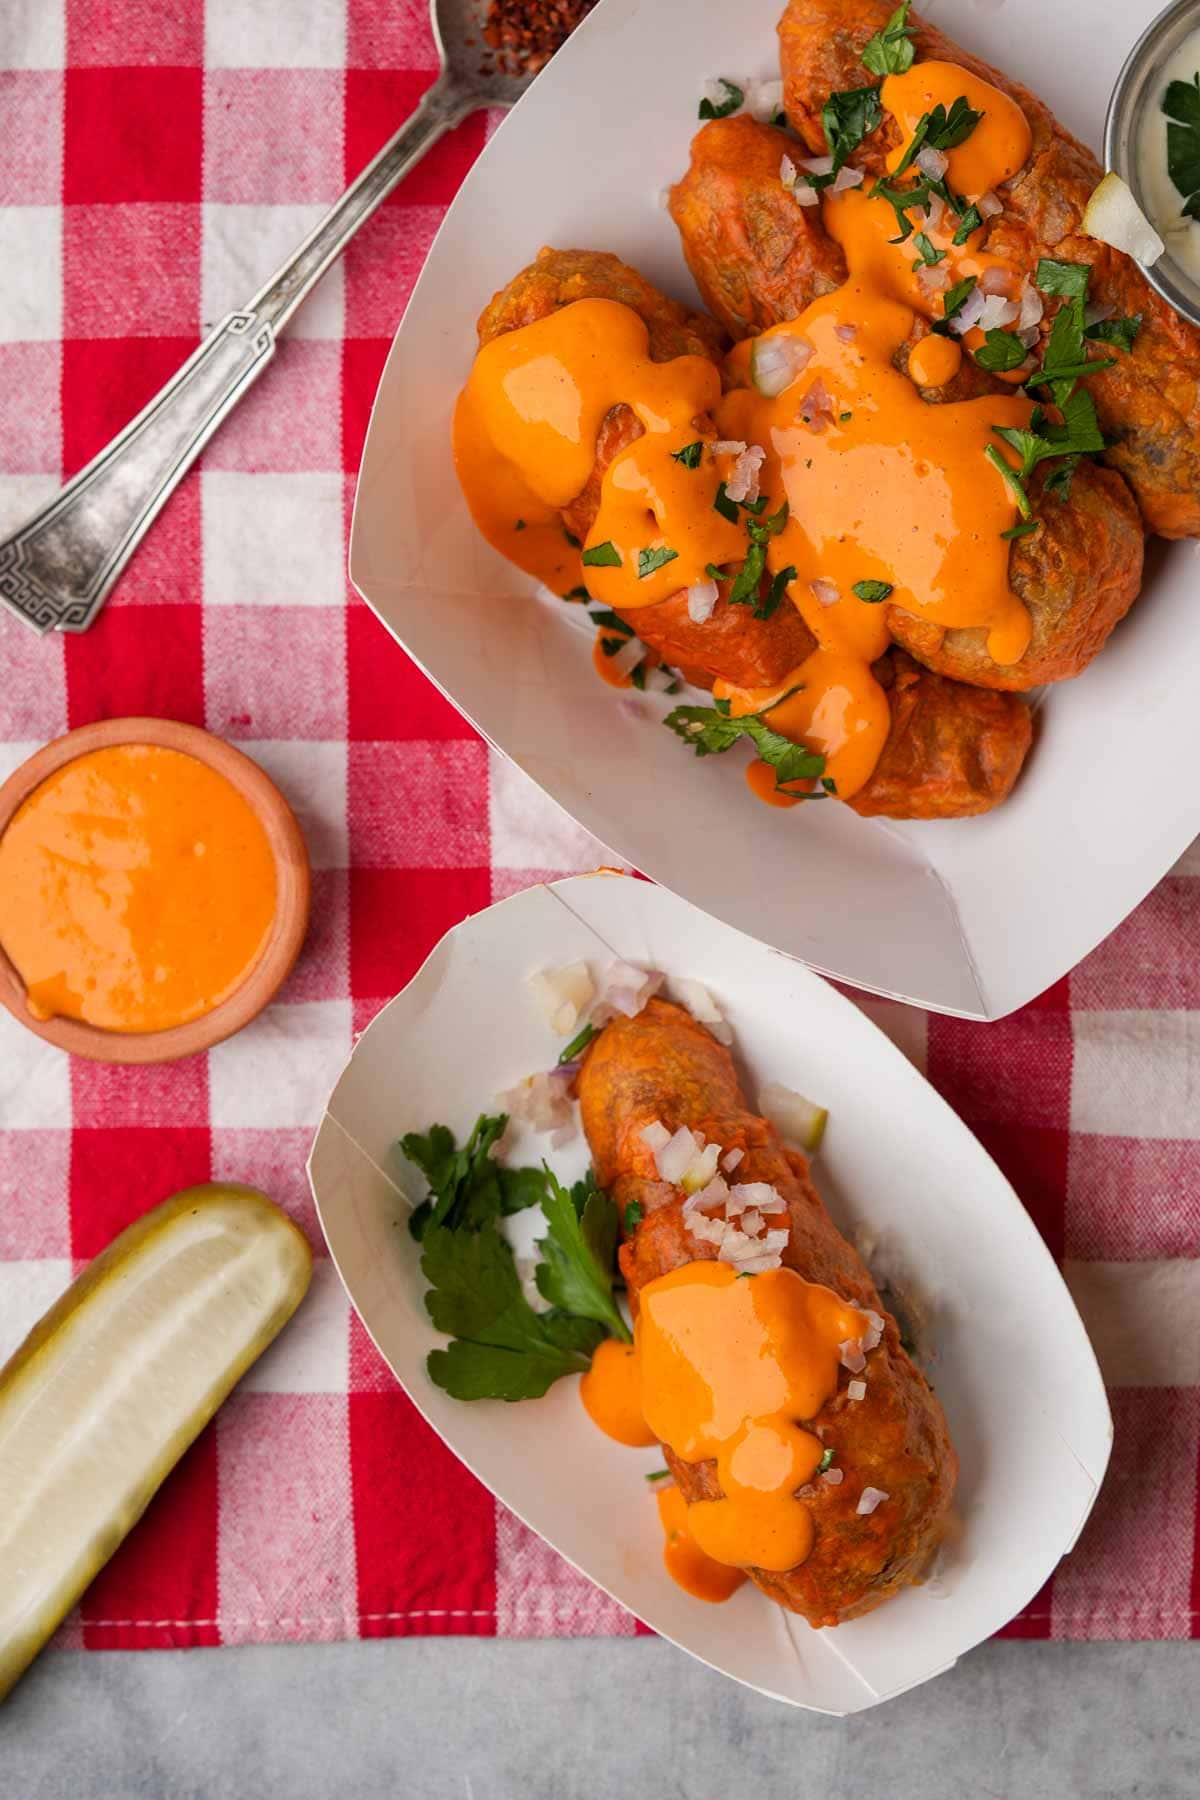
[{"left": 0, "top": 0, "right": 1197, "bottom": 1650}]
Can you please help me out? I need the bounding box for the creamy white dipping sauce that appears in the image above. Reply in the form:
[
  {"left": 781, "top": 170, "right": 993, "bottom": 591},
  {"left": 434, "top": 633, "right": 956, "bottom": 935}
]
[{"left": 1137, "top": 25, "right": 1200, "bottom": 281}]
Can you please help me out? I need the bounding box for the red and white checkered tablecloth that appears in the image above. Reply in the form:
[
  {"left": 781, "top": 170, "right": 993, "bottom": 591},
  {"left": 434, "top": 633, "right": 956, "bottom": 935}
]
[{"left": 0, "top": 0, "right": 1197, "bottom": 1653}]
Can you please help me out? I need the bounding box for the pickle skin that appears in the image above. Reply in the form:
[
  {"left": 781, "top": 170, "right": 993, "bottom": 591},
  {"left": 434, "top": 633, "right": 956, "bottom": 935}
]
[{"left": 0, "top": 1183, "right": 313, "bottom": 1702}]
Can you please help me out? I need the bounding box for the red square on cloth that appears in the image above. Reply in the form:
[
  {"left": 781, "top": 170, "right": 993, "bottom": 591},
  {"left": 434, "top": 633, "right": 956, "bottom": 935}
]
[
  {"left": 344, "top": 201, "right": 442, "bottom": 339},
  {"left": 349, "top": 866, "right": 490, "bottom": 1001},
  {"left": 346, "top": 0, "right": 439, "bottom": 70},
  {"left": 70, "top": 1126, "right": 211, "bottom": 1261},
  {"left": 344, "top": 70, "right": 485, "bottom": 208},
  {"left": 62, "top": 335, "right": 199, "bottom": 474},
  {"left": 104, "top": 473, "right": 201, "bottom": 608},
  {"left": 63, "top": 202, "right": 200, "bottom": 339},
  {"left": 81, "top": 1431, "right": 220, "bottom": 1649},
  {"left": 342, "top": 335, "right": 391, "bottom": 474},
  {"left": 201, "top": 339, "right": 342, "bottom": 475},
  {"left": 346, "top": 603, "right": 475, "bottom": 742},
  {"left": 65, "top": 599, "right": 204, "bottom": 727},
  {"left": 64, "top": 67, "right": 202, "bottom": 204},
  {"left": 349, "top": 1387, "right": 496, "bottom": 1636}
]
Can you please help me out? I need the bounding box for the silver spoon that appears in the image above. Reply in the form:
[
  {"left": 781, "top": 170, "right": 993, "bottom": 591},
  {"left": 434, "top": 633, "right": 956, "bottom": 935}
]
[{"left": 0, "top": 0, "right": 539, "bottom": 635}]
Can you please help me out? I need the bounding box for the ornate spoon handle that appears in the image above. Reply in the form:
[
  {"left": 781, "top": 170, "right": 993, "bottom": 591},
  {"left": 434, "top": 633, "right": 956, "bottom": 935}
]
[{"left": 0, "top": 77, "right": 471, "bottom": 635}]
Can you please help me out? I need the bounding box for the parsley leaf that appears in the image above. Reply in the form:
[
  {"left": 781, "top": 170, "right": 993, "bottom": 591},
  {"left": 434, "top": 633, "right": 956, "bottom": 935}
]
[
  {"left": 1031, "top": 259, "right": 1116, "bottom": 406},
  {"left": 624, "top": 1200, "right": 644, "bottom": 1229},
  {"left": 534, "top": 1168, "right": 630, "bottom": 1342},
  {"left": 586, "top": 606, "right": 632, "bottom": 636},
  {"left": 558, "top": 1022, "right": 598, "bottom": 1064},
  {"left": 822, "top": 85, "right": 885, "bottom": 175},
  {"left": 1164, "top": 73, "right": 1200, "bottom": 212},
  {"left": 713, "top": 481, "right": 740, "bottom": 524},
  {"left": 582, "top": 540, "right": 621, "bottom": 568},
  {"left": 817, "top": 1446, "right": 836, "bottom": 1474},
  {"left": 1035, "top": 258, "right": 1090, "bottom": 302},
  {"left": 422, "top": 1220, "right": 605, "bottom": 1401},
  {"left": 664, "top": 686, "right": 826, "bottom": 794},
  {"left": 759, "top": 563, "right": 797, "bottom": 620},
  {"left": 637, "top": 544, "right": 679, "bottom": 579},
  {"left": 403, "top": 1114, "right": 548, "bottom": 1242},
  {"left": 973, "top": 328, "right": 1027, "bottom": 373},
  {"left": 699, "top": 78, "right": 744, "bottom": 121},
  {"left": 929, "top": 95, "right": 983, "bottom": 150},
  {"left": 862, "top": 1, "right": 915, "bottom": 77},
  {"left": 728, "top": 499, "right": 790, "bottom": 610},
  {"left": 911, "top": 232, "right": 946, "bottom": 268},
  {"left": 1001, "top": 519, "right": 1040, "bottom": 539},
  {"left": 988, "top": 387, "right": 1107, "bottom": 518},
  {"left": 936, "top": 274, "right": 977, "bottom": 333},
  {"left": 562, "top": 585, "right": 590, "bottom": 601},
  {"left": 671, "top": 440, "right": 704, "bottom": 468},
  {"left": 1085, "top": 313, "right": 1142, "bottom": 352},
  {"left": 852, "top": 579, "right": 893, "bottom": 602},
  {"left": 952, "top": 203, "right": 983, "bottom": 244}
]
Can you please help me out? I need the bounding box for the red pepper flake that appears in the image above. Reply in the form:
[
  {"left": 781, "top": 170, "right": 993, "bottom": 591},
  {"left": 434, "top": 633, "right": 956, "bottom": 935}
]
[{"left": 482, "top": 0, "right": 598, "bottom": 76}]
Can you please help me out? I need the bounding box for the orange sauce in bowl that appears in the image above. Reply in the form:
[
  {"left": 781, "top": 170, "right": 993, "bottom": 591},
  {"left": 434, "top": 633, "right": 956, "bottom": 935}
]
[
  {"left": 454, "top": 57, "right": 1038, "bottom": 805},
  {"left": 0, "top": 744, "right": 277, "bottom": 1034}
]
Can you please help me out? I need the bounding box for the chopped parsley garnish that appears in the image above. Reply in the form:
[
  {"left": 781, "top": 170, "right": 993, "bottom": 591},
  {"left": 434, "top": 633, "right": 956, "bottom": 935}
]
[
  {"left": 644, "top": 1467, "right": 670, "bottom": 1482},
  {"left": 911, "top": 232, "right": 946, "bottom": 269},
  {"left": 862, "top": 1, "right": 915, "bottom": 78},
  {"left": 852, "top": 579, "right": 893, "bottom": 603},
  {"left": 1035, "top": 257, "right": 1090, "bottom": 303},
  {"left": 741, "top": 493, "right": 769, "bottom": 516},
  {"left": 988, "top": 388, "right": 1106, "bottom": 519},
  {"left": 822, "top": 777, "right": 838, "bottom": 795},
  {"left": 727, "top": 499, "right": 790, "bottom": 613},
  {"left": 760, "top": 564, "right": 797, "bottom": 620},
  {"left": 637, "top": 544, "right": 679, "bottom": 579},
  {"left": 821, "top": 85, "right": 885, "bottom": 177},
  {"left": 952, "top": 203, "right": 982, "bottom": 245},
  {"left": 625, "top": 1201, "right": 644, "bottom": 1230},
  {"left": 402, "top": 1114, "right": 548, "bottom": 1243},
  {"left": 1000, "top": 520, "right": 1040, "bottom": 539},
  {"left": 699, "top": 78, "right": 743, "bottom": 121},
  {"left": 562, "top": 528, "right": 582, "bottom": 548},
  {"left": 973, "top": 328, "right": 1027, "bottom": 373},
  {"left": 1085, "top": 313, "right": 1142, "bottom": 352},
  {"left": 582, "top": 540, "right": 621, "bottom": 568},
  {"left": 558, "top": 1022, "right": 598, "bottom": 1064},
  {"left": 1032, "top": 259, "right": 1115, "bottom": 406},
  {"left": 664, "top": 685, "right": 826, "bottom": 796},
  {"left": 514, "top": 518, "right": 526, "bottom": 531},
  {"left": 1163, "top": 72, "right": 1200, "bottom": 218},
  {"left": 816, "top": 1446, "right": 836, "bottom": 1474},
  {"left": 600, "top": 635, "right": 629, "bottom": 657},
  {"left": 586, "top": 606, "right": 632, "bottom": 636},
  {"left": 934, "top": 273, "right": 977, "bottom": 334},
  {"left": 894, "top": 95, "right": 982, "bottom": 179},
  {"left": 714, "top": 481, "right": 741, "bottom": 523},
  {"left": 421, "top": 1163, "right": 627, "bottom": 1403},
  {"left": 672, "top": 440, "right": 704, "bottom": 468},
  {"left": 562, "top": 585, "right": 590, "bottom": 601},
  {"left": 705, "top": 562, "right": 726, "bottom": 581}
]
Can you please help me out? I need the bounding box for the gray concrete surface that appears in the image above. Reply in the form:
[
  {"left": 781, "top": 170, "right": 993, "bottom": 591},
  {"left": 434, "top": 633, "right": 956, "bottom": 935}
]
[{"left": 0, "top": 1636, "right": 1194, "bottom": 1797}]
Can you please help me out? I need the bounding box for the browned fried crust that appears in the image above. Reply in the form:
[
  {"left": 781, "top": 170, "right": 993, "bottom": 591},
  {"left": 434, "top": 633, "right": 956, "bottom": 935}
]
[
  {"left": 850, "top": 650, "right": 1032, "bottom": 817},
  {"left": 777, "top": 0, "right": 1200, "bottom": 538},
  {"left": 578, "top": 999, "right": 957, "bottom": 1628},
  {"left": 476, "top": 245, "right": 726, "bottom": 361}
]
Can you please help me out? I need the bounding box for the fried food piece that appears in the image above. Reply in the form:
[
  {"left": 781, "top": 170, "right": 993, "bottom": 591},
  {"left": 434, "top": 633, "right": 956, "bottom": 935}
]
[
  {"left": 850, "top": 650, "right": 1031, "bottom": 817},
  {"left": 778, "top": 0, "right": 1200, "bottom": 538},
  {"left": 620, "top": 572, "right": 818, "bottom": 690},
  {"left": 671, "top": 117, "right": 997, "bottom": 401},
  {"left": 887, "top": 461, "right": 1144, "bottom": 688},
  {"left": 578, "top": 998, "right": 957, "bottom": 1628},
  {"left": 668, "top": 115, "right": 848, "bottom": 339},
  {"left": 477, "top": 245, "right": 725, "bottom": 361}
]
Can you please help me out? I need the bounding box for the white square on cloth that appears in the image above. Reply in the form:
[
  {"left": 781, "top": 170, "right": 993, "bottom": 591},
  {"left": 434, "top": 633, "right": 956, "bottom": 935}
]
[
  {"left": 208, "top": 997, "right": 353, "bottom": 1130},
  {"left": 0, "top": 207, "right": 61, "bottom": 341},
  {"left": 0, "top": 1009, "right": 71, "bottom": 1130},
  {"left": 0, "top": 1261, "right": 71, "bottom": 1364},
  {"left": 202, "top": 204, "right": 344, "bottom": 342},
  {"left": 201, "top": 470, "right": 345, "bottom": 607},
  {"left": 205, "top": 0, "right": 346, "bottom": 69},
  {"left": 240, "top": 1256, "right": 350, "bottom": 1393}
]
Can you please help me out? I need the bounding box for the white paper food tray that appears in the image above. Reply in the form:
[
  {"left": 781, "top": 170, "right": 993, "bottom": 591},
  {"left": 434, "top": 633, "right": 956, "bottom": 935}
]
[
  {"left": 308, "top": 873, "right": 1111, "bottom": 1713},
  {"left": 348, "top": 0, "right": 1198, "bottom": 1020}
]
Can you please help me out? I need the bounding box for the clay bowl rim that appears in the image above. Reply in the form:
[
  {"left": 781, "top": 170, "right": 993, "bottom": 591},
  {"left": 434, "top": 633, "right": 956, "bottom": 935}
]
[{"left": 0, "top": 717, "right": 311, "bottom": 1065}]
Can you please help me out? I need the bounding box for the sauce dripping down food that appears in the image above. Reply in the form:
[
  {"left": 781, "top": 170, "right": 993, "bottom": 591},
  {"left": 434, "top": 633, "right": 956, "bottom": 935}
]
[{"left": 454, "top": 58, "right": 1038, "bottom": 801}]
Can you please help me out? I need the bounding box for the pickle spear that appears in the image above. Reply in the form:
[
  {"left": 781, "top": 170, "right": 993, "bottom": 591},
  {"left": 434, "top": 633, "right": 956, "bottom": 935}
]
[{"left": 0, "top": 1183, "right": 312, "bottom": 1701}]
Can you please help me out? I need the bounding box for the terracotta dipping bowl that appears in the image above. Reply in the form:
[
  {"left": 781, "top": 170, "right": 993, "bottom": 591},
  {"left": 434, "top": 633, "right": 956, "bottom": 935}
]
[{"left": 0, "top": 718, "right": 310, "bottom": 1065}]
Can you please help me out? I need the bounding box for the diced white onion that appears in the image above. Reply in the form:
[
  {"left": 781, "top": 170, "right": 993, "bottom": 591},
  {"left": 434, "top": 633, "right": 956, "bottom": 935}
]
[
  {"left": 655, "top": 1125, "right": 704, "bottom": 1185},
  {"left": 744, "top": 76, "right": 784, "bottom": 123},
  {"left": 718, "top": 1227, "right": 759, "bottom": 1263},
  {"left": 780, "top": 153, "right": 798, "bottom": 191},
  {"left": 831, "top": 164, "right": 864, "bottom": 193},
  {"left": 759, "top": 1080, "right": 829, "bottom": 1152},
  {"left": 751, "top": 334, "right": 813, "bottom": 397},
  {"left": 496, "top": 1071, "right": 576, "bottom": 1138},
  {"left": 740, "top": 1208, "right": 763, "bottom": 1237},
  {"left": 950, "top": 283, "right": 987, "bottom": 335},
  {"left": 924, "top": 193, "right": 946, "bottom": 233},
  {"left": 726, "top": 444, "right": 765, "bottom": 505},
  {"left": 979, "top": 266, "right": 1010, "bottom": 296},
  {"left": 799, "top": 375, "right": 834, "bottom": 430},
  {"left": 673, "top": 977, "right": 733, "bottom": 1045},
  {"left": 685, "top": 1212, "right": 727, "bottom": 1245},
  {"left": 592, "top": 960, "right": 663, "bottom": 1025},
  {"left": 821, "top": 1467, "right": 845, "bottom": 1485},
  {"left": 686, "top": 579, "right": 719, "bottom": 624},
  {"left": 810, "top": 578, "right": 839, "bottom": 607},
  {"left": 857, "top": 1486, "right": 889, "bottom": 1516},
  {"left": 712, "top": 438, "right": 747, "bottom": 455},
  {"left": 916, "top": 145, "right": 948, "bottom": 179},
  {"left": 977, "top": 189, "right": 1003, "bottom": 219},
  {"left": 977, "top": 293, "right": 1020, "bottom": 330},
  {"left": 1018, "top": 280, "right": 1045, "bottom": 331},
  {"left": 847, "top": 1379, "right": 867, "bottom": 1401},
  {"left": 680, "top": 1140, "right": 721, "bottom": 1194},
  {"left": 759, "top": 1228, "right": 789, "bottom": 1253},
  {"left": 727, "top": 1181, "right": 776, "bottom": 1215},
  {"left": 834, "top": 322, "right": 858, "bottom": 343},
  {"left": 607, "top": 634, "right": 645, "bottom": 679},
  {"left": 721, "top": 1147, "right": 744, "bottom": 1173},
  {"left": 1017, "top": 326, "right": 1040, "bottom": 350},
  {"left": 839, "top": 1339, "right": 867, "bottom": 1374},
  {"left": 916, "top": 263, "right": 951, "bottom": 295},
  {"left": 861, "top": 1308, "right": 885, "bottom": 1352},
  {"left": 800, "top": 154, "right": 834, "bottom": 176},
  {"left": 793, "top": 182, "right": 821, "bottom": 207},
  {"left": 736, "top": 1252, "right": 785, "bottom": 1273},
  {"left": 642, "top": 666, "right": 676, "bottom": 693},
  {"left": 682, "top": 1175, "right": 729, "bottom": 1215},
  {"left": 640, "top": 1120, "right": 671, "bottom": 1153},
  {"left": 703, "top": 77, "right": 738, "bottom": 113},
  {"left": 527, "top": 961, "right": 595, "bottom": 1036}
]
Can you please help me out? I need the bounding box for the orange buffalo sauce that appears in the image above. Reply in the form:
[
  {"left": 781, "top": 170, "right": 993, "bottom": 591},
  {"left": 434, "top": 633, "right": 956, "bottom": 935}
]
[
  {"left": 453, "top": 59, "right": 1036, "bottom": 803},
  {"left": 0, "top": 744, "right": 277, "bottom": 1034},
  {"left": 638, "top": 1261, "right": 866, "bottom": 1576},
  {"left": 656, "top": 1482, "right": 747, "bottom": 1604},
  {"left": 579, "top": 1336, "right": 657, "bottom": 1446}
]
